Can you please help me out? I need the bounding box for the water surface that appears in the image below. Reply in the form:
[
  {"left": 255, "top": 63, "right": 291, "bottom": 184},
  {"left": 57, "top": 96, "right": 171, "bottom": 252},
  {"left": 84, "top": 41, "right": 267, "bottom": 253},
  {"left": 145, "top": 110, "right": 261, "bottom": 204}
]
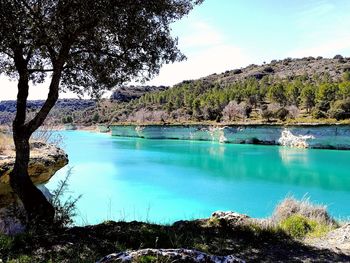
[{"left": 45, "top": 131, "right": 350, "bottom": 225}]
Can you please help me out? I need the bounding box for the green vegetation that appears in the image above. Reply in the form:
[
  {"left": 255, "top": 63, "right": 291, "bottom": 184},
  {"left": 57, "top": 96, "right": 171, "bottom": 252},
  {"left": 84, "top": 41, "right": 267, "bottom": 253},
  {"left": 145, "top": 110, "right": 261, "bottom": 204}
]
[
  {"left": 279, "top": 214, "right": 334, "bottom": 239},
  {"left": 109, "top": 71, "right": 350, "bottom": 124}
]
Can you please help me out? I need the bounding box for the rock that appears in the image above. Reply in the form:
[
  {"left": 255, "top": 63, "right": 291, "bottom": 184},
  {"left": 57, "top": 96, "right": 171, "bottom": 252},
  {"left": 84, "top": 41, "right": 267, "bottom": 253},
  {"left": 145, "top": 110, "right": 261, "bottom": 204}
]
[
  {"left": 0, "top": 142, "right": 68, "bottom": 207},
  {"left": 249, "top": 71, "right": 266, "bottom": 80},
  {"left": 0, "top": 143, "right": 68, "bottom": 185},
  {"left": 211, "top": 211, "right": 251, "bottom": 226},
  {"left": 97, "top": 249, "right": 245, "bottom": 263},
  {"left": 232, "top": 69, "right": 242, "bottom": 74},
  {"left": 263, "top": 66, "right": 274, "bottom": 73},
  {"left": 307, "top": 224, "right": 350, "bottom": 255}
]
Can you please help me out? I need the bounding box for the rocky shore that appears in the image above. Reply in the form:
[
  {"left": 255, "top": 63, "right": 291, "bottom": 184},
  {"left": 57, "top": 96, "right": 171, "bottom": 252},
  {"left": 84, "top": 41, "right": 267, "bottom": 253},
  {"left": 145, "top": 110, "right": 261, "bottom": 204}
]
[
  {"left": 110, "top": 124, "right": 350, "bottom": 150},
  {"left": 0, "top": 141, "right": 68, "bottom": 207}
]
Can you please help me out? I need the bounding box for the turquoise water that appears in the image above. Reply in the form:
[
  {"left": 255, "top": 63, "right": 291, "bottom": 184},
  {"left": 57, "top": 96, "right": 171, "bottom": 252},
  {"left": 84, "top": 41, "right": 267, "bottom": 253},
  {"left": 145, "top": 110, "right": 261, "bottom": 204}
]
[{"left": 45, "top": 131, "right": 350, "bottom": 225}]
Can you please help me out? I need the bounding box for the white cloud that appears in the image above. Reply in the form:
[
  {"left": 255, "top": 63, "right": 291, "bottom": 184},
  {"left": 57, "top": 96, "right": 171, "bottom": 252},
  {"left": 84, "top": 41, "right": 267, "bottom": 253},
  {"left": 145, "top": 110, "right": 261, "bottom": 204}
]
[
  {"left": 288, "top": 36, "right": 350, "bottom": 58},
  {"left": 148, "top": 44, "right": 252, "bottom": 86},
  {"left": 178, "top": 20, "right": 224, "bottom": 50},
  {"left": 148, "top": 20, "right": 253, "bottom": 86},
  {"left": 0, "top": 76, "right": 80, "bottom": 100}
]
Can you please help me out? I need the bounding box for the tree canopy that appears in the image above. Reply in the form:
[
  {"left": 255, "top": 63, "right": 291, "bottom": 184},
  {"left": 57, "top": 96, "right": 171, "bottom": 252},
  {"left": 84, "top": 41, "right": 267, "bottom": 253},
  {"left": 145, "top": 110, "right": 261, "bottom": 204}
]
[{"left": 0, "top": 0, "right": 203, "bottom": 226}]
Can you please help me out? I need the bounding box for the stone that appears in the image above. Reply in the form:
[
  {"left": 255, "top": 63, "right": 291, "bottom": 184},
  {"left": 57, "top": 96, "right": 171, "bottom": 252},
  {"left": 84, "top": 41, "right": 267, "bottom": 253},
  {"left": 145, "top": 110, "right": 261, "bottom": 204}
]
[
  {"left": 211, "top": 211, "right": 251, "bottom": 226},
  {"left": 0, "top": 142, "right": 68, "bottom": 208}
]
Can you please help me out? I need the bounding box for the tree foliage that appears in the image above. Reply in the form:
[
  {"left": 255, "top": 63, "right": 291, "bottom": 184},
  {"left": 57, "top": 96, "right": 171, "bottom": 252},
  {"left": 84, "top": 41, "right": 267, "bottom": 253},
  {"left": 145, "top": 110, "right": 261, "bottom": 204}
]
[{"left": 0, "top": 0, "right": 203, "bottom": 226}]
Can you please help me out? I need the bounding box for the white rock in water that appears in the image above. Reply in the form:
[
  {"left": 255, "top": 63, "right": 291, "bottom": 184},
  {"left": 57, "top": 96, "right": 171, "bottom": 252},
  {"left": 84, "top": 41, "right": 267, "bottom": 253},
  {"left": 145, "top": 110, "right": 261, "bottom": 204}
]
[{"left": 278, "top": 129, "right": 314, "bottom": 148}]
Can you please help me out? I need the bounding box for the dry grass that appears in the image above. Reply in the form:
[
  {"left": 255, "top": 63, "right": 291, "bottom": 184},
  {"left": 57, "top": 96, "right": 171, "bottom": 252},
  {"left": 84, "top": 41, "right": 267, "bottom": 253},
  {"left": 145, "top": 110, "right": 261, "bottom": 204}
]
[
  {"left": 272, "top": 196, "right": 337, "bottom": 226},
  {"left": 0, "top": 133, "right": 13, "bottom": 154}
]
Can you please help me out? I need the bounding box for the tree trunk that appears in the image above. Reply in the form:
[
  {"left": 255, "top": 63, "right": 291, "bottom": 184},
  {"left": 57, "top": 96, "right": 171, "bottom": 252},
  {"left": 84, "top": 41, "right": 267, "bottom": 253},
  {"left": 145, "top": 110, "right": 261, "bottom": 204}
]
[
  {"left": 10, "top": 129, "right": 55, "bottom": 226},
  {"left": 9, "top": 43, "right": 70, "bottom": 228}
]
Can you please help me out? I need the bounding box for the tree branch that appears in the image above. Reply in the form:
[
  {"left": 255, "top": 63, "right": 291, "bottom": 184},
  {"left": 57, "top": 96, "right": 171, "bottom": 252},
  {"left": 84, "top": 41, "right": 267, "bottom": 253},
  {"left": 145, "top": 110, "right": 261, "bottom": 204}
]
[
  {"left": 28, "top": 68, "right": 55, "bottom": 73},
  {"left": 27, "top": 44, "right": 71, "bottom": 134}
]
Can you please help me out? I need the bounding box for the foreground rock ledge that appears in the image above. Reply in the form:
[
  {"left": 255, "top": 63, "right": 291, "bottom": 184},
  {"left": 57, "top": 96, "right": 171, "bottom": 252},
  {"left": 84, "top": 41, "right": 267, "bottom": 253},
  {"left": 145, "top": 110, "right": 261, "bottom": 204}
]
[
  {"left": 97, "top": 249, "right": 245, "bottom": 263},
  {"left": 0, "top": 141, "right": 68, "bottom": 184},
  {"left": 0, "top": 142, "right": 68, "bottom": 207}
]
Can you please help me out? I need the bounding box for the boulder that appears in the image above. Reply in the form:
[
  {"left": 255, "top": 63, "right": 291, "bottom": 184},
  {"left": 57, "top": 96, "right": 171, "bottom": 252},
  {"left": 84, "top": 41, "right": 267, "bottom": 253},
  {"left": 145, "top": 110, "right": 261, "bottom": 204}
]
[
  {"left": 0, "top": 142, "right": 68, "bottom": 207},
  {"left": 211, "top": 211, "right": 251, "bottom": 226}
]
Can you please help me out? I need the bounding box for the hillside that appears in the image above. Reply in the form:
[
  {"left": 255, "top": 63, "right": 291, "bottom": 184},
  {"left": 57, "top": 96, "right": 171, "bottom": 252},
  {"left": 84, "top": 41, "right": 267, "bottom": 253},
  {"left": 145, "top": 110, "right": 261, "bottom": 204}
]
[
  {"left": 0, "top": 99, "right": 95, "bottom": 125},
  {"left": 201, "top": 55, "right": 350, "bottom": 84},
  {"left": 1, "top": 56, "right": 350, "bottom": 126},
  {"left": 110, "top": 85, "right": 169, "bottom": 102},
  {"left": 108, "top": 56, "right": 350, "bottom": 124}
]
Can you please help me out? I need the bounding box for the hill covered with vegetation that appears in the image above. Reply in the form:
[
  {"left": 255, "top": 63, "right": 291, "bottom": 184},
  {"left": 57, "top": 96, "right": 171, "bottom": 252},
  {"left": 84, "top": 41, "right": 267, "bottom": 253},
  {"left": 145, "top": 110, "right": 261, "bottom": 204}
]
[
  {"left": 107, "top": 55, "right": 350, "bottom": 125},
  {"left": 2, "top": 56, "right": 350, "bottom": 126}
]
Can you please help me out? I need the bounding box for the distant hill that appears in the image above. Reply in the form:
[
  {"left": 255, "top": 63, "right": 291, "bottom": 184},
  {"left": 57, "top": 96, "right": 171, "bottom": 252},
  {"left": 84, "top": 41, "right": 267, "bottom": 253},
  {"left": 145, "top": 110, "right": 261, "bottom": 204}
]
[
  {"left": 110, "top": 85, "right": 169, "bottom": 102},
  {"left": 2, "top": 56, "right": 350, "bottom": 126},
  {"left": 0, "top": 99, "right": 95, "bottom": 113},
  {"left": 187, "top": 55, "right": 350, "bottom": 86},
  {"left": 0, "top": 99, "right": 96, "bottom": 124},
  {"left": 110, "top": 55, "right": 350, "bottom": 124}
]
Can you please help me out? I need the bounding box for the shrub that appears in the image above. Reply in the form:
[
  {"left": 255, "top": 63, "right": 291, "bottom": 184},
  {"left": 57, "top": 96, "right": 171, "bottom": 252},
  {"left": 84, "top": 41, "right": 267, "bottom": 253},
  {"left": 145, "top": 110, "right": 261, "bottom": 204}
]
[
  {"left": 273, "top": 197, "right": 335, "bottom": 225},
  {"left": 280, "top": 214, "right": 313, "bottom": 238},
  {"left": 274, "top": 107, "right": 289, "bottom": 121},
  {"left": 280, "top": 215, "right": 335, "bottom": 239},
  {"left": 312, "top": 109, "right": 327, "bottom": 119},
  {"left": 50, "top": 168, "right": 81, "bottom": 229},
  {"left": 315, "top": 101, "right": 330, "bottom": 112},
  {"left": 329, "top": 99, "right": 350, "bottom": 120}
]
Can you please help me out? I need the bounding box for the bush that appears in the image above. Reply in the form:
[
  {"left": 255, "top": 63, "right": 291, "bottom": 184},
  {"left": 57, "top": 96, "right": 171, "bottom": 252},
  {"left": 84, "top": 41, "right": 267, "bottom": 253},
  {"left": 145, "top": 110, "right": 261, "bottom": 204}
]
[
  {"left": 280, "top": 215, "right": 334, "bottom": 239},
  {"left": 275, "top": 197, "right": 337, "bottom": 239},
  {"left": 312, "top": 109, "right": 327, "bottom": 119},
  {"left": 273, "top": 197, "right": 335, "bottom": 225},
  {"left": 280, "top": 214, "right": 313, "bottom": 238},
  {"left": 50, "top": 168, "right": 81, "bottom": 228},
  {"left": 274, "top": 107, "right": 289, "bottom": 121},
  {"left": 329, "top": 99, "right": 350, "bottom": 120}
]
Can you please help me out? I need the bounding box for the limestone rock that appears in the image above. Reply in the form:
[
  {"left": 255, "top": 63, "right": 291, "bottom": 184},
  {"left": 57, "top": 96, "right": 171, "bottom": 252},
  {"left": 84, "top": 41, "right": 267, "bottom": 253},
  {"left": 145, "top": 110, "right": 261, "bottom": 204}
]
[
  {"left": 211, "top": 211, "right": 251, "bottom": 226},
  {"left": 97, "top": 249, "right": 245, "bottom": 263},
  {"left": 307, "top": 223, "right": 350, "bottom": 255},
  {"left": 0, "top": 142, "right": 68, "bottom": 184},
  {"left": 0, "top": 142, "right": 68, "bottom": 207}
]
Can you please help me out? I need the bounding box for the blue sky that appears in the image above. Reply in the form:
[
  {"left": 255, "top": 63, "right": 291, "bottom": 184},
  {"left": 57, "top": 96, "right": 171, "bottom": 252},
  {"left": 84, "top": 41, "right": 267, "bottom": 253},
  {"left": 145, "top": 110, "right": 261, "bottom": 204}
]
[
  {"left": 1, "top": 0, "right": 350, "bottom": 99},
  {"left": 149, "top": 0, "right": 350, "bottom": 85}
]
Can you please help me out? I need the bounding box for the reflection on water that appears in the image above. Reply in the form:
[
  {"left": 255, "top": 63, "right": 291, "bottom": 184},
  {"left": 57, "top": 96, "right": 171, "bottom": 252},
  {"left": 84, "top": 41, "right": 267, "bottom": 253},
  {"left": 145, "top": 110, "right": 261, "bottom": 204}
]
[
  {"left": 45, "top": 131, "right": 350, "bottom": 225},
  {"left": 279, "top": 147, "right": 309, "bottom": 165}
]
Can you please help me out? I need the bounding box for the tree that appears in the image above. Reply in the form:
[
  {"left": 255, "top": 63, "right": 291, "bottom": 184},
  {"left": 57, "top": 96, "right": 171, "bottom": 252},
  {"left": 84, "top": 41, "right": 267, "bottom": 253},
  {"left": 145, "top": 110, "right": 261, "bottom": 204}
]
[
  {"left": 192, "top": 98, "right": 201, "bottom": 120},
  {"left": 0, "top": 0, "right": 202, "bottom": 226},
  {"left": 268, "top": 84, "right": 287, "bottom": 106},
  {"left": 316, "top": 83, "right": 338, "bottom": 103},
  {"left": 222, "top": 101, "right": 245, "bottom": 121},
  {"left": 301, "top": 85, "right": 316, "bottom": 113},
  {"left": 286, "top": 82, "right": 301, "bottom": 106},
  {"left": 339, "top": 82, "right": 350, "bottom": 99}
]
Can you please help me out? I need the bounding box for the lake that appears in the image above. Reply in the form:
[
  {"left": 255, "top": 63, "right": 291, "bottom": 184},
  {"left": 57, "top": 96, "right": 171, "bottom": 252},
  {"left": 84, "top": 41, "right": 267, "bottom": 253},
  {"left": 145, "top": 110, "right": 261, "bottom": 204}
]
[{"left": 45, "top": 130, "right": 350, "bottom": 225}]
